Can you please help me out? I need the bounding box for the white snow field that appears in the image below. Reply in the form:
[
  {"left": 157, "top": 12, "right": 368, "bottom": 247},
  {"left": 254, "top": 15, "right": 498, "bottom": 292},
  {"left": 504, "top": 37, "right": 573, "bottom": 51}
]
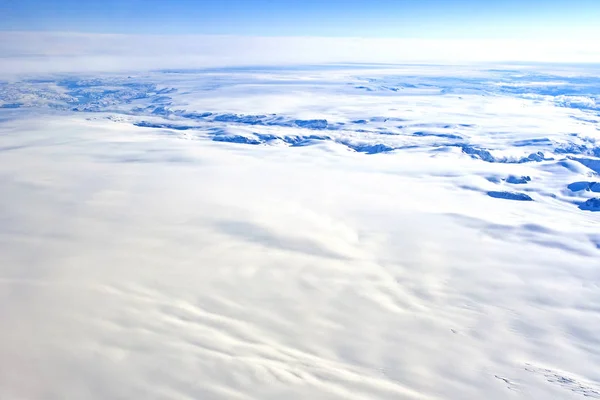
[{"left": 1, "top": 63, "right": 600, "bottom": 399}]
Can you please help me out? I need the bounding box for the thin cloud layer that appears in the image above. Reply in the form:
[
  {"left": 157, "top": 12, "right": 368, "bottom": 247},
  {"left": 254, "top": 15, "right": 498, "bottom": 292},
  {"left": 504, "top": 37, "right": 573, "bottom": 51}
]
[{"left": 1, "top": 32, "right": 600, "bottom": 76}]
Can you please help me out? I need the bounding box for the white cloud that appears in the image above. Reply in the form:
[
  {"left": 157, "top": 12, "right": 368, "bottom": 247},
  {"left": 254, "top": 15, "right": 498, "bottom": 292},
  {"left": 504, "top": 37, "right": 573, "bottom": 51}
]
[
  {"left": 1, "top": 31, "right": 600, "bottom": 76},
  {"left": 1, "top": 110, "right": 598, "bottom": 399},
  {"left": 1, "top": 64, "right": 600, "bottom": 399}
]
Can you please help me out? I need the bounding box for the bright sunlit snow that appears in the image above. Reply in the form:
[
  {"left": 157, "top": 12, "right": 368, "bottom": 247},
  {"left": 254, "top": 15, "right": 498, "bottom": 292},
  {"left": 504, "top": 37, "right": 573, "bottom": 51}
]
[{"left": 1, "top": 61, "right": 600, "bottom": 399}]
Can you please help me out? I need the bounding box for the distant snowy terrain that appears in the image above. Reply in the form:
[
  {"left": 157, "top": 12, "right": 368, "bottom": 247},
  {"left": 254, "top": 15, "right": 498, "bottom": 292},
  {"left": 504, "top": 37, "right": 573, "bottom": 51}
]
[{"left": 1, "top": 64, "right": 600, "bottom": 399}]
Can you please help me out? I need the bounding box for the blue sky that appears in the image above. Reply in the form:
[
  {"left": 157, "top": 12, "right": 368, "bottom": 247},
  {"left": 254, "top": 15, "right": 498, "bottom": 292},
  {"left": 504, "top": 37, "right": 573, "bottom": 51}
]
[{"left": 2, "top": 0, "right": 600, "bottom": 39}]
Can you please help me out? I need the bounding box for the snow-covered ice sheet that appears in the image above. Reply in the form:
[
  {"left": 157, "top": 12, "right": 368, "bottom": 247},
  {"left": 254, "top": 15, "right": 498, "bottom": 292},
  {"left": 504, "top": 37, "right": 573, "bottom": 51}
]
[{"left": 1, "top": 64, "right": 599, "bottom": 399}]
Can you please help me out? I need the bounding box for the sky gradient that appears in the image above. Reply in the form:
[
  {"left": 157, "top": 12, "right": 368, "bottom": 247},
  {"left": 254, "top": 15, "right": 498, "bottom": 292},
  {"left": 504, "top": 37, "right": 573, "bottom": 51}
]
[{"left": 2, "top": 0, "right": 600, "bottom": 39}]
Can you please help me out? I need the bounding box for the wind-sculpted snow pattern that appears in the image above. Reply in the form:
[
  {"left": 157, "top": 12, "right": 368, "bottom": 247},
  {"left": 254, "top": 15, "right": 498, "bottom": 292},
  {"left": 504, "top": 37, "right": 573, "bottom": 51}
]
[{"left": 1, "top": 64, "right": 600, "bottom": 400}]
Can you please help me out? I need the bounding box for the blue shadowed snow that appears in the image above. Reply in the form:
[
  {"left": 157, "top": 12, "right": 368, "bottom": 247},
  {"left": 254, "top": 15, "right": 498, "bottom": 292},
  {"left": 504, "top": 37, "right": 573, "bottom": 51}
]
[
  {"left": 254, "top": 133, "right": 331, "bottom": 145},
  {"left": 568, "top": 181, "right": 600, "bottom": 192},
  {"left": 506, "top": 175, "right": 532, "bottom": 184},
  {"left": 413, "top": 131, "right": 463, "bottom": 140},
  {"left": 3, "top": 68, "right": 600, "bottom": 171},
  {"left": 289, "top": 135, "right": 331, "bottom": 144},
  {"left": 212, "top": 135, "right": 261, "bottom": 145},
  {"left": 519, "top": 152, "right": 550, "bottom": 163},
  {"left": 175, "top": 111, "right": 214, "bottom": 119},
  {"left": 512, "top": 138, "right": 553, "bottom": 147},
  {"left": 460, "top": 145, "right": 496, "bottom": 162},
  {"left": 294, "top": 119, "right": 328, "bottom": 130},
  {"left": 487, "top": 191, "right": 534, "bottom": 201},
  {"left": 555, "top": 143, "right": 600, "bottom": 156},
  {"left": 0, "top": 103, "right": 23, "bottom": 109},
  {"left": 459, "top": 145, "right": 551, "bottom": 164},
  {"left": 578, "top": 198, "right": 600, "bottom": 212},
  {"left": 134, "top": 121, "right": 195, "bottom": 130},
  {"left": 375, "top": 130, "right": 398, "bottom": 136},
  {"left": 264, "top": 116, "right": 295, "bottom": 127},
  {"left": 129, "top": 108, "right": 338, "bottom": 132},
  {"left": 341, "top": 142, "right": 395, "bottom": 154},
  {"left": 151, "top": 96, "right": 172, "bottom": 104},
  {"left": 486, "top": 176, "right": 502, "bottom": 184},
  {"left": 571, "top": 115, "right": 600, "bottom": 123},
  {"left": 214, "top": 114, "right": 268, "bottom": 125},
  {"left": 155, "top": 88, "right": 177, "bottom": 95},
  {"left": 253, "top": 133, "right": 280, "bottom": 142},
  {"left": 572, "top": 157, "right": 600, "bottom": 174},
  {"left": 151, "top": 106, "right": 170, "bottom": 116}
]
